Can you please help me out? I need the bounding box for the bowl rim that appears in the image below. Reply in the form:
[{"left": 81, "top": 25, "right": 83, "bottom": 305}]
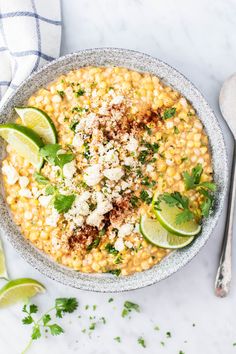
[{"left": 0, "top": 48, "right": 229, "bottom": 292}]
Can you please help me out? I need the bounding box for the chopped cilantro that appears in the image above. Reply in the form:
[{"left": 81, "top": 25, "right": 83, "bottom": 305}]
[
  {"left": 154, "top": 325, "right": 160, "bottom": 331},
  {"left": 174, "top": 126, "right": 179, "bottom": 134},
  {"left": 114, "top": 255, "right": 123, "bottom": 264},
  {"left": 181, "top": 157, "right": 188, "bottom": 163},
  {"left": 92, "top": 305, "right": 97, "bottom": 311},
  {"left": 122, "top": 301, "right": 140, "bottom": 317},
  {"left": 140, "top": 190, "right": 152, "bottom": 205},
  {"left": 83, "top": 141, "right": 91, "bottom": 160},
  {"left": 138, "top": 150, "right": 149, "bottom": 164},
  {"left": 141, "top": 176, "right": 156, "bottom": 187},
  {"left": 145, "top": 125, "right": 152, "bottom": 135},
  {"left": 57, "top": 90, "right": 65, "bottom": 98},
  {"left": 130, "top": 195, "right": 140, "bottom": 208},
  {"left": 105, "top": 243, "right": 119, "bottom": 255},
  {"left": 114, "top": 336, "right": 121, "bottom": 343},
  {"left": 166, "top": 331, "right": 171, "bottom": 338},
  {"left": 108, "top": 298, "right": 114, "bottom": 303},
  {"left": 85, "top": 305, "right": 89, "bottom": 310},
  {"left": 107, "top": 269, "right": 121, "bottom": 276},
  {"left": 138, "top": 337, "right": 146, "bottom": 348},
  {"left": 75, "top": 88, "right": 85, "bottom": 97},
  {"left": 163, "top": 107, "right": 176, "bottom": 119},
  {"left": 45, "top": 184, "right": 56, "bottom": 196},
  {"left": 89, "top": 323, "right": 96, "bottom": 330},
  {"left": 86, "top": 237, "right": 100, "bottom": 251},
  {"left": 34, "top": 172, "right": 49, "bottom": 185}
]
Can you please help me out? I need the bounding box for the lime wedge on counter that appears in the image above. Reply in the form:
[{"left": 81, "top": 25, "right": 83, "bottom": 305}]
[
  {"left": 140, "top": 215, "right": 194, "bottom": 249},
  {"left": 15, "top": 107, "right": 57, "bottom": 144},
  {"left": 0, "top": 278, "right": 45, "bottom": 307},
  {"left": 0, "top": 239, "right": 8, "bottom": 280},
  {"left": 152, "top": 193, "right": 201, "bottom": 237},
  {"left": 0, "top": 123, "right": 44, "bottom": 169}
]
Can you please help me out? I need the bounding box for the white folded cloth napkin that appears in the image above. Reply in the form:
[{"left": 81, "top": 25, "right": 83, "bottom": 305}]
[{"left": 0, "top": 0, "right": 61, "bottom": 107}]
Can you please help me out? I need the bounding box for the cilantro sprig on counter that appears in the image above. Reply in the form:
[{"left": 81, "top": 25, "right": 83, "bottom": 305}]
[{"left": 21, "top": 298, "right": 78, "bottom": 353}]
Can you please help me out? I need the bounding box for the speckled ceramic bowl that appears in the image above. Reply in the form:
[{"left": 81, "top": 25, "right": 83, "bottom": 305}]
[{"left": 0, "top": 48, "right": 228, "bottom": 292}]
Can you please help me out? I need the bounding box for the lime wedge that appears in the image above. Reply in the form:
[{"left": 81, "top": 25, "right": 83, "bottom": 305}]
[
  {"left": 0, "top": 278, "right": 45, "bottom": 308},
  {"left": 140, "top": 215, "right": 194, "bottom": 249},
  {"left": 0, "top": 123, "right": 44, "bottom": 169},
  {"left": 0, "top": 239, "right": 8, "bottom": 279},
  {"left": 152, "top": 193, "right": 201, "bottom": 237},
  {"left": 15, "top": 107, "right": 57, "bottom": 144}
]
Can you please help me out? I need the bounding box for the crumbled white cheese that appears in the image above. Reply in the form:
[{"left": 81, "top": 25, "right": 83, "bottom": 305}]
[
  {"left": 39, "top": 195, "right": 52, "bottom": 207},
  {"left": 103, "top": 167, "right": 124, "bottom": 182},
  {"left": 123, "top": 156, "right": 135, "bottom": 167},
  {"left": 79, "top": 191, "right": 91, "bottom": 202},
  {"left": 166, "top": 121, "right": 174, "bottom": 129},
  {"left": 146, "top": 165, "right": 154, "bottom": 173},
  {"left": 19, "top": 188, "right": 32, "bottom": 198},
  {"left": 72, "top": 134, "right": 84, "bottom": 148},
  {"left": 2, "top": 164, "right": 19, "bottom": 185},
  {"left": 73, "top": 215, "right": 84, "bottom": 227},
  {"left": 103, "top": 149, "right": 119, "bottom": 166},
  {"left": 96, "top": 200, "right": 113, "bottom": 215},
  {"left": 19, "top": 176, "right": 29, "bottom": 188},
  {"left": 63, "top": 160, "right": 76, "bottom": 179},
  {"left": 126, "top": 136, "right": 138, "bottom": 152},
  {"left": 114, "top": 238, "right": 125, "bottom": 252},
  {"left": 77, "top": 201, "right": 90, "bottom": 216},
  {"left": 86, "top": 211, "right": 103, "bottom": 228},
  {"left": 125, "top": 240, "right": 133, "bottom": 249},
  {"left": 111, "top": 95, "right": 123, "bottom": 105},
  {"left": 84, "top": 164, "right": 102, "bottom": 186},
  {"left": 45, "top": 208, "right": 60, "bottom": 227},
  {"left": 120, "top": 181, "right": 130, "bottom": 190},
  {"left": 118, "top": 223, "right": 134, "bottom": 238}
]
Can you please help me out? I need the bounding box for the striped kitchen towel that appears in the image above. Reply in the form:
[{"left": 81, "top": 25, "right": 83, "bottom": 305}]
[{"left": 0, "top": 0, "right": 61, "bottom": 107}]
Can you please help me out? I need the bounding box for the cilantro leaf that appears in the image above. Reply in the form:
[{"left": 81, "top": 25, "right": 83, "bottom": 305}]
[
  {"left": 31, "top": 325, "right": 41, "bottom": 340},
  {"left": 138, "top": 336, "right": 146, "bottom": 348},
  {"left": 122, "top": 301, "right": 140, "bottom": 317},
  {"left": 55, "top": 298, "right": 78, "bottom": 318},
  {"left": 22, "top": 316, "right": 33, "bottom": 325},
  {"left": 75, "top": 88, "right": 85, "bottom": 97},
  {"left": 86, "top": 237, "right": 100, "bottom": 251},
  {"left": 54, "top": 194, "right": 76, "bottom": 214},
  {"left": 57, "top": 90, "right": 65, "bottom": 98},
  {"left": 107, "top": 269, "right": 121, "bottom": 276},
  {"left": 40, "top": 144, "right": 74, "bottom": 169},
  {"left": 45, "top": 184, "right": 56, "bottom": 196},
  {"left": 49, "top": 324, "right": 64, "bottom": 336},
  {"left": 158, "top": 192, "right": 195, "bottom": 225},
  {"left": 34, "top": 172, "right": 49, "bottom": 185},
  {"left": 114, "top": 336, "right": 121, "bottom": 342},
  {"left": 42, "top": 314, "right": 51, "bottom": 326},
  {"left": 163, "top": 107, "right": 176, "bottom": 119},
  {"left": 199, "top": 188, "right": 214, "bottom": 217},
  {"left": 105, "top": 243, "right": 119, "bottom": 255},
  {"left": 175, "top": 209, "right": 194, "bottom": 225},
  {"left": 56, "top": 153, "right": 74, "bottom": 169},
  {"left": 198, "top": 181, "right": 216, "bottom": 191},
  {"left": 29, "top": 304, "right": 38, "bottom": 314}
]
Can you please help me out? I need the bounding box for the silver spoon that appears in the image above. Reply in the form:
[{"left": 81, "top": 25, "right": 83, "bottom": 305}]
[{"left": 215, "top": 73, "right": 236, "bottom": 297}]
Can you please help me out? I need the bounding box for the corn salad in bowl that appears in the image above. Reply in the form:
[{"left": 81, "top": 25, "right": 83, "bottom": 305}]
[
  {"left": 0, "top": 49, "right": 228, "bottom": 291},
  {"left": 1, "top": 65, "right": 215, "bottom": 277}
]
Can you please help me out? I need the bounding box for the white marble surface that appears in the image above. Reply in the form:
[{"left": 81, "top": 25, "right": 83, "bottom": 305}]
[{"left": 1, "top": 0, "right": 236, "bottom": 353}]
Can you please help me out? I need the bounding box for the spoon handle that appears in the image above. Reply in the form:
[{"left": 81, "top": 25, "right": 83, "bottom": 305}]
[{"left": 215, "top": 139, "right": 236, "bottom": 297}]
